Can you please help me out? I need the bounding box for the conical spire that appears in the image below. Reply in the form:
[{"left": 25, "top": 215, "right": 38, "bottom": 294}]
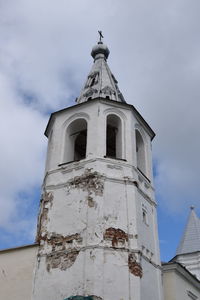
[
  {"left": 76, "top": 34, "right": 125, "bottom": 104},
  {"left": 176, "top": 207, "right": 200, "bottom": 255}
]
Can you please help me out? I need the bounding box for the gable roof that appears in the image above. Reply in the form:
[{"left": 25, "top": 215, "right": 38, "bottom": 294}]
[{"left": 176, "top": 207, "right": 200, "bottom": 255}]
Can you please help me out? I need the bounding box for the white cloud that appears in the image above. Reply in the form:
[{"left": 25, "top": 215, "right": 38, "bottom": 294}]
[
  {"left": 0, "top": 0, "right": 200, "bottom": 246},
  {"left": 0, "top": 72, "right": 46, "bottom": 237}
]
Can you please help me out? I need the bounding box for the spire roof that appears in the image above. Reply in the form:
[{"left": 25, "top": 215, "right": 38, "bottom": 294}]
[
  {"left": 76, "top": 39, "right": 125, "bottom": 104},
  {"left": 176, "top": 207, "right": 200, "bottom": 255}
]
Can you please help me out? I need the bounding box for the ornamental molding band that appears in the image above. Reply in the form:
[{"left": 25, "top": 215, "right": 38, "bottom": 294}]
[{"left": 101, "top": 86, "right": 116, "bottom": 95}]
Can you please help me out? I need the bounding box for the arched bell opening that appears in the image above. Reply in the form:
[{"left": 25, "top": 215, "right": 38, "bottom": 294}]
[
  {"left": 74, "top": 128, "right": 87, "bottom": 161},
  {"left": 64, "top": 118, "right": 87, "bottom": 163},
  {"left": 135, "top": 130, "right": 146, "bottom": 176},
  {"left": 106, "top": 114, "right": 122, "bottom": 159}
]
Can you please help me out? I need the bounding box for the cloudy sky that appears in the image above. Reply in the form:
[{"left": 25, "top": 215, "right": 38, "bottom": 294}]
[{"left": 0, "top": 0, "right": 200, "bottom": 261}]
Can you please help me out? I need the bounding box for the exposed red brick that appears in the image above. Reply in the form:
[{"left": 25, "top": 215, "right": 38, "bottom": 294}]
[
  {"left": 104, "top": 227, "right": 128, "bottom": 247},
  {"left": 128, "top": 253, "right": 143, "bottom": 278}
]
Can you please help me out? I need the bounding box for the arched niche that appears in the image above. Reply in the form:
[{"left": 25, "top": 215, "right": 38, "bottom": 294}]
[
  {"left": 106, "top": 114, "right": 122, "bottom": 159},
  {"left": 135, "top": 130, "right": 146, "bottom": 175},
  {"left": 64, "top": 118, "right": 87, "bottom": 163}
]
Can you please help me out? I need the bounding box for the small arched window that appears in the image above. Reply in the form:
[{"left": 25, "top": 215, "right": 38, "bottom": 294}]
[
  {"left": 135, "top": 130, "right": 146, "bottom": 175},
  {"left": 64, "top": 118, "right": 87, "bottom": 163},
  {"left": 106, "top": 114, "right": 122, "bottom": 159},
  {"left": 90, "top": 77, "right": 96, "bottom": 87}
]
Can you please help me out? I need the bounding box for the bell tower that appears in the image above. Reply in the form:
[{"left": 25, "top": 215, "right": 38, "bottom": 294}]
[{"left": 32, "top": 36, "right": 163, "bottom": 300}]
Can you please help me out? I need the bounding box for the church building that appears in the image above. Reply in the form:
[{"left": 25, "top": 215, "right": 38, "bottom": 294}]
[
  {"left": 0, "top": 36, "right": 199, "bottom": 300},
  {"left": 162, "top": 206, "right": 200, "bottom": 299}
]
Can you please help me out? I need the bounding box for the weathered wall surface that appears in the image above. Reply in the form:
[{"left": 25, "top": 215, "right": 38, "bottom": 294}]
[
  {"left": 0, "top": 244, "right": 38, "bottom": 300},
  {"left": 32, "top": 99, "right": 162, "bottom": 300},
  {"left": 33, "top": 162, "right": 162, "bottom": 300}
]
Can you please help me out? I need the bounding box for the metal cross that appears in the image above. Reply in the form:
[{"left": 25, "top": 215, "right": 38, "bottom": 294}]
[{"left": 98, "top": 31, "right": 104, "bottom": 42}]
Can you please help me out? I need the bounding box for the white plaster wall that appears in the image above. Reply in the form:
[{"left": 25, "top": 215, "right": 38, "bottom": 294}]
[
  {"left": 33, "top": 161, "right": 162, "bottom": 300},
  {"left": 45, "top": 100, "right": 153, "bottom": 179},
  {"left": 136, "top": 191, "right": 160, "bottom": 264},
  {"left": 33, "top": 99, "right": 162, "bottom": 300},
  {"left": 33, "top": 247, "right": 145, "bottom": 300},
  {"left": 0, "top": 244, "right": 38, "bottom": 300},
  {"left": 163, "top": 268, "right": 200, "bottom": 300},
  {"left": 140, "top": 259, "right": 163, "bottom": 300},
  {"left": 162, "top": 271, "right": 176, "bottom": 300}
]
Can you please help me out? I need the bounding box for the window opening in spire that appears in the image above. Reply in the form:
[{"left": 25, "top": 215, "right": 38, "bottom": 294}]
[
  {"left": 90, "top": 77, "right": 96, "bottom": 87},
  {"left": 64, "top": 119, "right": 87, "bottom": 163},
  {"left": 106, "top": 114, "right": 122, "bottom": 159},
  {"left": 85, "top": 72, "right": 99, "bottom": 88},
  {"left": 136, "top": 130, "right": 146, "bottom": 175}
]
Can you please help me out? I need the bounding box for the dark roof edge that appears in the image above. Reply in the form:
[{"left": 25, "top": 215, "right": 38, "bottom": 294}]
[
  {"left": 170, "top": 251, "right": 200, "bottom": 261},
  {"left": 0, "top": 243, "right": 38, "bottom": 253},
  {"left": 44, "top": 98, "right": 155, "bottom": 140}
]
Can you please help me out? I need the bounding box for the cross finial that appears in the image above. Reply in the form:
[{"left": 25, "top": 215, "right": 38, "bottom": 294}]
[{"left": 98, "top": 30, "right": 104, "bottom": 43}]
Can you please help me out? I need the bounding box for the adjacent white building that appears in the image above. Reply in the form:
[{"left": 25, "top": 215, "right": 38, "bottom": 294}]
[
  {"left": 173, "top": 206, "right": 200, "bottom": 281},
  {"left": 162, "top": 207, "right": 200, "bottom": 300},
  {"left": 162, "top": 261, "right": 200, "bottom": 300},
  {"left": 0, "top": 244, "right": 38, "bottom": 300},
  {"left": 0, "top": 38, "right": 199, "bottom": 300}
]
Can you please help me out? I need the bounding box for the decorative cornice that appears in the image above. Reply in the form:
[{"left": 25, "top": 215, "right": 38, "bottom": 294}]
[
  {"left": 0, "top": 243, "right": 38, "bottom": 253},
  {"left": 162, "top": 262, "right": 200, "bottom": 289}
]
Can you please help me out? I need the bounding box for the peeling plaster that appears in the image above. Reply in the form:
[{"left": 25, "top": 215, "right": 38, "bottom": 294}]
[
  {"left": 128, "top": 253, "right": 143, "bottom": 278},
  {"left": 38, "top": 231, "right": 82, "bottom": 272},
  {"left": 43, "top": 191, "right": 53, "bottom": 206},
  {"left": 40, "top": 233, "right": 82, "bottom": 251},
  {"left": 46, "top": 249, "right": 79, "bottom": 271},
  {"left": 67, "top": 169, "right": 104, "bottom": 196},
  {"left": 36, "top": 191, "right": 53, "bottom": 242},
  {"left": 104, "top": 228, "right": 128, "bottom": 247},
  {"left": 87, "top": 196, "right": 97, "bottom": 208}
]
